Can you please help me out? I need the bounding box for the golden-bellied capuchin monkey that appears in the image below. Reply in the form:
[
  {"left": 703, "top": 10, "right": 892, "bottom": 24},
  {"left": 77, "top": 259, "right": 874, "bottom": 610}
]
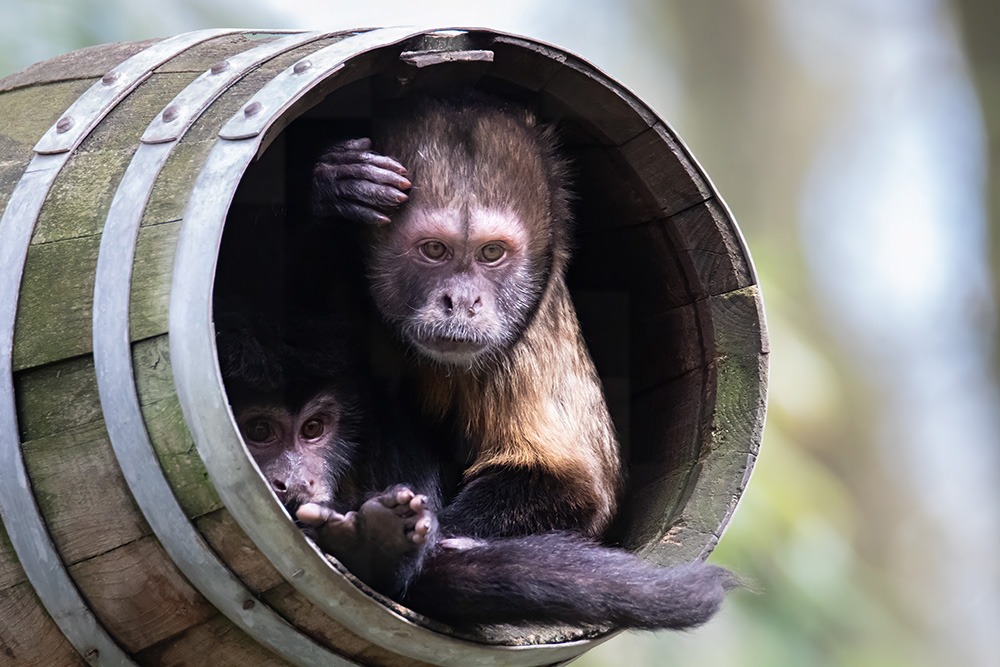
[{"left": 307, "top": 92, "right": 738, "bottom": 630}]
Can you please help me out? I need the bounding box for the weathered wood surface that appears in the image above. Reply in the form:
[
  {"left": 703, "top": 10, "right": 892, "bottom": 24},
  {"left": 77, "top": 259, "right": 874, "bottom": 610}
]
[
  {"left": 0, "top": 582, "right": 84, "bottom": 666},
  {"left": 0, "top": 40, "right": 157, "bottom": 94},
  {"left": 134, "top": 614, "right": 288, "bottom": 667}
]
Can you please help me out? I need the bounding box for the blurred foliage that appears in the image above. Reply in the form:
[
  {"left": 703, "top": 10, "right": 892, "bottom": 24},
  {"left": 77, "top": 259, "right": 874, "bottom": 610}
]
[
  {"left": 0, "top": 0, "right": 279, "bottom": 78},
  {"left": 1, "top": 2, "right": 997, "bottom": 666}
]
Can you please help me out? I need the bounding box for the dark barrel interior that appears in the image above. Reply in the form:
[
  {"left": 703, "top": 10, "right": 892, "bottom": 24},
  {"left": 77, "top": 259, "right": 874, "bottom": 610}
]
[{"left": 214, "top": 30, "right": 766, "bottom": 645}]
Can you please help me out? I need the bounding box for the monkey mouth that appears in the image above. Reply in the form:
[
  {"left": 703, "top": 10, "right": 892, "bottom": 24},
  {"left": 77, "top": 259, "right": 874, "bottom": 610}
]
[{"left": 412, "top": 335, "right": 488, "bottom": 365}]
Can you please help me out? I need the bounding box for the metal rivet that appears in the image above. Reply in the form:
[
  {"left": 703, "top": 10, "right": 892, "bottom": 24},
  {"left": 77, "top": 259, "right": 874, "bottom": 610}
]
[
  {"left": 291, "top": 568, "right": 304, "bottom": 579},
  {"left": 55, "top": 116, "right": 74, "bottom": 134},
  {"left": 84, "top": 648, "right": 100, "bottom": 662},
  {"left": 243, "top": 101, "right": 263, "bottom": 118},
  {"left": 101, "top": 71, "right": 121, "bottom": 86},
  {"left": 242, "top": 598, "right": 255, "bottom": 610},
  {"left": 293, "top": 59, "right": 312, "bottom": 74},
  {"left": 210, "top": 60, "right": 231, "bottom": 75},
  {"left": 162, "top": 105, "right": 180, "bottom": 123}
]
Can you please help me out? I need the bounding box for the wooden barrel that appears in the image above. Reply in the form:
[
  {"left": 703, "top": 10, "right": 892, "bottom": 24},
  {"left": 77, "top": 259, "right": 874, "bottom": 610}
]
[{"left": 0, "top": 28, "right": 768, "bottom": 667}]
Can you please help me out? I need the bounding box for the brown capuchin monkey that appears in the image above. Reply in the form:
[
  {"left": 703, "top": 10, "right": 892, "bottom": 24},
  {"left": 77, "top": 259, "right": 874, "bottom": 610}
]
[{"left": 305, "top": 92, "right": 739, "bottom": 631}]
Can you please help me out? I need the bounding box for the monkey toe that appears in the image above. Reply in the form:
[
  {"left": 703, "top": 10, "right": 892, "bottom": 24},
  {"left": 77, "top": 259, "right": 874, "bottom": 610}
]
[{"left": 407, "top": 509, "right": 437, "bottom": 545}]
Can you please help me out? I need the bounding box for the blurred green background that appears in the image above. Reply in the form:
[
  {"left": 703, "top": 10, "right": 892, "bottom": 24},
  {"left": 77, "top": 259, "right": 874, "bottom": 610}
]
[{"left": 3, "top": 1, "right": 998, "bottom": 665}]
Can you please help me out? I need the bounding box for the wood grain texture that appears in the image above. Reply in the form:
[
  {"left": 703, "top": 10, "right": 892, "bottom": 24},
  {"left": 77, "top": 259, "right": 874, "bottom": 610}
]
[
  {"left": 261, "top": 583, "right": 437, "bottom": 667},
  {"left": 195, "top": 508, "right": 285, "bottom": 593},
  {"left": 0, "top": 40, "right": 157, "bottom": 93},
  {"left": 134, "top": 335, "right": 223, "bottom": 519},
  {"left": 0, "top": 80, "right": 96, "bottom": 214},
  {"left": 13, "top": 222, "right": 179, "bottom": 371},
  {"left": 28, "top": 72, "right": 197, "bottom": 246},
  {"left": 487, "top": 35, "right": 565, "bottom": 92},
  {"left": 495, "top": 35, "right": 657, "bottom": 146},
  {"left": 21, "top": 416, "right": 150, "bottom": 565},
  {"left": 634, "top": 286, "right": 767, "bottom": 564},
  {"left": 666, "top": 198, "right": 755, "bottom": 298},
  {"left": 630, "top": 303, "right": 704, "bottom": 392},
  {"left": 620, "top": 124, "right": 712, "bottom": 217},
  {"left": 68, "top": 536, "right": 217, "bottom": 653},
  {"left": 155, "top": 33, "right": 284, "bottom": 73},
  {"left": 0, "top": 583, "right": 85, "bottom": 666},
  {"left": 134, "top": 613, "right": 289, "bottom": 667},
  {"left": 0, "top": 522, "right": 26, "bottom": 590},
  {"left": 620, "top": 368, "right": 708, "bottom": 559}
]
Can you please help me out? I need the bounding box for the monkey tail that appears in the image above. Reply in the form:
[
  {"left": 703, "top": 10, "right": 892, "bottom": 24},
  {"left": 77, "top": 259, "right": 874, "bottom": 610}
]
[{"left": 401, "top": 532, "right": 740, "bottom": 631}]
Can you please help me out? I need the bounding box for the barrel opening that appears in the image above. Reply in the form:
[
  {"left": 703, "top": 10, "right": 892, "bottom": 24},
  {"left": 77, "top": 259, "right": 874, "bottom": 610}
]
[{"left": 212, "top": 30, "right": 756, "bottom": 645}]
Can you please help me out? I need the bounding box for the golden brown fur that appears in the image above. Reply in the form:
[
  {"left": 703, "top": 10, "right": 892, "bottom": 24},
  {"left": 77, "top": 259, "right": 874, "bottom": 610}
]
[{"left": 370, "top": 95, "right": 621, "bottom": 537}]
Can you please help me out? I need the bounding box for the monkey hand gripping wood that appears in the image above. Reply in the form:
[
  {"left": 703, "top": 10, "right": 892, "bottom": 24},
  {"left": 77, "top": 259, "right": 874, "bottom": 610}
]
[{"left": 308, "top": 93, "right": 739, "bottom": 631}]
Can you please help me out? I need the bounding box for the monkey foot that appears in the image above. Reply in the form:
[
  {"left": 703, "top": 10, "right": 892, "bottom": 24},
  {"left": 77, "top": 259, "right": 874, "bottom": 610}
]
[
  {"left": 360, "top": 485, "right": 438, "bottom": 551},
  {"left": 296, "top": 487, "right": 436, "bottom": 596},
  {"left": 296, "top": 504, "right": 361, "bottom": 549}
]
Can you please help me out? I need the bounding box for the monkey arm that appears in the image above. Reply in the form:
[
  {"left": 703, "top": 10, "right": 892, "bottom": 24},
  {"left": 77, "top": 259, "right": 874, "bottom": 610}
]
[
  {"left": 311, "top": 138, "right": 411, "bottom": 225},
  {"left": 435, "top": 464, "right": 609, "bottom": 539}
]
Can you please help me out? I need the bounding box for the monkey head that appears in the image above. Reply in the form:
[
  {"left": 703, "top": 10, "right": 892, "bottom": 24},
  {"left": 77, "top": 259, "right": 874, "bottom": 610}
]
[
  {"left": 367, "top": 97, "right": 572, "bottom": 368},
  {"left": 215, "top": 308, "right": 361, "bottom": 514},
  {"left": 232, "top": 390, "right": 348, "bottom": 511}
]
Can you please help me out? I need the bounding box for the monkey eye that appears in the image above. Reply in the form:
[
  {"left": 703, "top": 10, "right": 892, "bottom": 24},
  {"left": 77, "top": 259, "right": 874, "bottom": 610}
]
[
  {"left": 300, "top": 418, "right": 325, "bottom": 440},
  {"left": 243, "top": 419, "right": 276, "bottom": 445},
  {"left": 477, "top": 242, "right": 507, "bottom": 264},
  {"left": 418, "top": 240, "right": 449, "bottom": 261}
]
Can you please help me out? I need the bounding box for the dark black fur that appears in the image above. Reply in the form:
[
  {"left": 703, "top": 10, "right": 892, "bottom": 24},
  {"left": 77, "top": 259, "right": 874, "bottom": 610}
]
[{"left": 406, "top": 533, "right": 737, "bottom": 629}]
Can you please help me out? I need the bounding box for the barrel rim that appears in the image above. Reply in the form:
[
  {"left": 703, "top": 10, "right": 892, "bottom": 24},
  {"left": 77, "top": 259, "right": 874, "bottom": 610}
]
[{"left": 171, "top": 24, "right": 767, "bottom": 663}]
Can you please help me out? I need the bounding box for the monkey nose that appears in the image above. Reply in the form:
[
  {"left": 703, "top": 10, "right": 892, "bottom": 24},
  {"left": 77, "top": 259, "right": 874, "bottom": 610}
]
[{"left": 441, "top": 294, "right": 482, "bottom": 317}]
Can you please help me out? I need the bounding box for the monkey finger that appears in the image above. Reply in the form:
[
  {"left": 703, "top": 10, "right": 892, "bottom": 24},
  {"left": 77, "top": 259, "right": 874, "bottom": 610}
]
[
  {"left": 336, "top": 137, "right": 372, "bottom": 151},
  {"left": 316, "top": 149, "right": 407, "bottom": 177},
  {"left": 318, "top": 137, "right": 372, "bottom": 159},
  {"left": 341, "top": 179, "right": 409, "bottom": 208},
  {"left": 296, "top": 503, "right": 339, "bottom": 526},
  {"left": 356, "top": 151, "right": 408, "bottom": 175},
  {"left": 319, "top": 162, "right": 411, "bottom": 191},
  {"left": 316, "top": 172, "right": 408, "bottom": 208},
  {"left": 315, "top": 200, "right": 391, "bottom": 225}
]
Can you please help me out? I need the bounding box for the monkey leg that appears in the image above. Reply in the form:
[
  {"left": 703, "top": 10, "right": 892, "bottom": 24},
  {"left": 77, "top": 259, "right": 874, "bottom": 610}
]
[
  {"left": 298, "top": 485, "right": 437, "bottom": 596},
  {"left": 402, "top": 532, "right": 740, "bottom": 631}
]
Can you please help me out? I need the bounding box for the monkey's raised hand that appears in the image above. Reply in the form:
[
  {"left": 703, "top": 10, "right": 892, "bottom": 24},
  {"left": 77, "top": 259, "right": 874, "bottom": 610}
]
[
  {"left": 312, "top": 138, "right": 411, "bottom": 225},
  {"left": 297, "top": 485, "right": 436, "bottom": 596}
]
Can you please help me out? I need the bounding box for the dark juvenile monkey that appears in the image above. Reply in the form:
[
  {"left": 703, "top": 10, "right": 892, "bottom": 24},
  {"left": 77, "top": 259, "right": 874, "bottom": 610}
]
[
  {"left": 215, "top": 310, "right": 438, "bottom": 595},
  {"left": 310, "top": 93, "right": 738, "bottom": 629}
]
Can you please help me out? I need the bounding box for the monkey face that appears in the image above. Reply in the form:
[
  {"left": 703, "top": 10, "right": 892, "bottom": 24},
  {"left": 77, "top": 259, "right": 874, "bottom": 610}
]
[
  {"left": 234, "top": 392, "right": 342, "bottom": 512},
  {"left": 369, "top": 204, "right": 544, "bottom": 367}
]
